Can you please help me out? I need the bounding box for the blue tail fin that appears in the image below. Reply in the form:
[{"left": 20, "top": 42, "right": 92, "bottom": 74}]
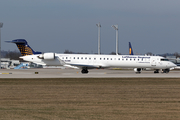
[
  {"left": 6, "top": 39, "right": 42, "bottom": 56},
  {"left": 129, "top": 42, "right": 134, "bottom": 55}
]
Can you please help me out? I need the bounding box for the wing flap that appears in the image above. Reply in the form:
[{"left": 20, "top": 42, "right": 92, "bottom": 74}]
[{"left": 68, "top": 63, "right": 105, "bottom": 69}]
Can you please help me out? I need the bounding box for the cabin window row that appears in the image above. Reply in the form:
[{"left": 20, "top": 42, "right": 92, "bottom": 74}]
[{"left": 61, "top": 57, "right": 148, "bottom": 61}]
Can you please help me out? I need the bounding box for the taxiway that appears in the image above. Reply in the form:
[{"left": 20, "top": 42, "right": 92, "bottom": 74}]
[{"left": 0, "top": 68, "right": 180, "bottom": 78}]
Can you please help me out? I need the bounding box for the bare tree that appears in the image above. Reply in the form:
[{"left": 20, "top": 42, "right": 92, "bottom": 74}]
[
  {"left": 110, "top": 52, "right": 116, "bottom": 55},
  {"left": 146, "top": 52, "right": 153, "bottom": 56},
  {"left": 4, "top": 50, "right": 21, "bottom": 60},
  {"left": 174, "top": 52, "right": 180, "bottom": 58},
  {"left": 64, "top": 50, "right": 73, "bottom": 54}
]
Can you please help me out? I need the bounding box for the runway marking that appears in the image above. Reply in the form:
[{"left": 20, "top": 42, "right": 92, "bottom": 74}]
[{"left": 0, "top": 73, "right": 12, "bottom": 74}]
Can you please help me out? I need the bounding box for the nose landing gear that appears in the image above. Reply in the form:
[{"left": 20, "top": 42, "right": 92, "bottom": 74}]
[{"left": 162, "top": 69, "right": 170, "bottom": 73}]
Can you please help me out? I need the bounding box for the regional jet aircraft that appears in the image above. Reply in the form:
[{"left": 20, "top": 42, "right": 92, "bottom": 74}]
[{"left": 6, "top": 39, "right": 176, "bottom": 74}]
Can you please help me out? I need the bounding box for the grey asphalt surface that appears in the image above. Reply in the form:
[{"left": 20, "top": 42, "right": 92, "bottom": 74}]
[{"left": 0, "top": 68, "right": 180, "bottom": 78}]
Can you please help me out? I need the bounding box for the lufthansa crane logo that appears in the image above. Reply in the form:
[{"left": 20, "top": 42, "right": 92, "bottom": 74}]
[{"left": 129, "top": 48, "right": 132, "bottom": 55}]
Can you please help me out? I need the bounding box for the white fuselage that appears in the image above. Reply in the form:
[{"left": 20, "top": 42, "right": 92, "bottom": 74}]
[{"left": 20, "top": 54, "right": 176, "bottom": 70}]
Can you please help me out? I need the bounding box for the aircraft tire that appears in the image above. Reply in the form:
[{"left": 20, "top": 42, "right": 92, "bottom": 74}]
[
  {"left": 154, "top": 69, "right": 159, "bottom": 74},
  {"left": 81, "top": 69, "right": 89, "bottom": 74}
]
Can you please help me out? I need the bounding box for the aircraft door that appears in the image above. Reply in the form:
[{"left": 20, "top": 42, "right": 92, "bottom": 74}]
[{"left": 151, "top": 59, "right": 156, "bottom": 66}]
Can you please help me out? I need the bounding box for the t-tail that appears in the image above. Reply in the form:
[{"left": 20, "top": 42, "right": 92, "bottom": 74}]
[
  {"left": 129, "top": 42, "right": 134, "bottom": 55},
  {"left": 6, "top": 39, "right": 42, "bottom": 56}
]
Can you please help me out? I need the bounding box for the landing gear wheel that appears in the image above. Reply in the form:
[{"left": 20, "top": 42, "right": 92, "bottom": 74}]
[
  {"left": 162, "top": 69, "right": 169, "bottom": 73},
  {"left": 154, "top": 69, "right": 159, "bottom": 73},
  {"left": 81, "top": 69, "right": 89, "bottom": 74}
]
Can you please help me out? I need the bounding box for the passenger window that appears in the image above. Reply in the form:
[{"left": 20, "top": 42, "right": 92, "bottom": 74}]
[
  {"left": 118, "top": 58, "right": 120, "bottom": 60},
  {"left": 81, "top": 57, "right": 83, "bottom": 59}
]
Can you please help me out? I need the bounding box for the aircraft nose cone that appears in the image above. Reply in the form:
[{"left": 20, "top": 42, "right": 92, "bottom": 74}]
[
  {"left": 173, "top": 63, "right": 177, "bottom": 67},
  {"left": 170, "top": 62, "right": 177, "bottom": 67}
]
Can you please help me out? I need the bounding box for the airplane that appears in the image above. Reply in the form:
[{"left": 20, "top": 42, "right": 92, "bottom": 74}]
[{"left": 6, "top": 39, "right": 176, "bottom": 74}]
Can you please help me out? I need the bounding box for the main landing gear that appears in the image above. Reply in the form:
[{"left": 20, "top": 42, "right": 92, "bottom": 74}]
[
  {"left": 81, "top": 68, "right": 89, "bottom": 74},
  {"left": 154, "top": 69, "right": 170, "bottom": 74},
  {"left": 154, "top": 69, "right": 159, "bottom": 73}
]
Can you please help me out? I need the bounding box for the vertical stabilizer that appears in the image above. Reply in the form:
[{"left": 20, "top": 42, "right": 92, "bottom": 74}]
[
  {"left": 6, "top": 39, "right": 41, "bottom": 56},
  {"left": 129, "top": 42, "right": 134, "bottom": 55}
]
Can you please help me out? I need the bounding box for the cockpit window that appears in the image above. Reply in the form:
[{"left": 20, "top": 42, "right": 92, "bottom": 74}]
[{"left": 161, "top": 59, "right": 169, "bottom": 61}]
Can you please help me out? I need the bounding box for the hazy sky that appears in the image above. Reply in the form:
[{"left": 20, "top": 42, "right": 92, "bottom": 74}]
[{"left": 0, "top": 0, "right": 180, "bottom": 54}]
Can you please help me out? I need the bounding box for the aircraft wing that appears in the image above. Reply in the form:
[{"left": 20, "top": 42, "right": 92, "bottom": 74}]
[
  {"left": 68, "top": 63, "right": 102, "bottom": 69},
  {"left": 57, "top": 56, "right": 108, "bottom": 69},
  {"left": 174, "top": 66, "right": 180, "bottom": 69}
]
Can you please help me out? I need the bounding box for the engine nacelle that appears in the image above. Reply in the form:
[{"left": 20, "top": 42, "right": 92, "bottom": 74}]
[
  {"left": 134, "top": 68, "right": 142, "bottom": 73},
  {"left": 38, "top": 53, "right": 55, "bottom": 60}
]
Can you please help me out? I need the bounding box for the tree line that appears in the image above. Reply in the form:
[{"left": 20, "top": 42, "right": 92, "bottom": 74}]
[{"left": 1, "top": 50, "right": 21, "bottom": 60}]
